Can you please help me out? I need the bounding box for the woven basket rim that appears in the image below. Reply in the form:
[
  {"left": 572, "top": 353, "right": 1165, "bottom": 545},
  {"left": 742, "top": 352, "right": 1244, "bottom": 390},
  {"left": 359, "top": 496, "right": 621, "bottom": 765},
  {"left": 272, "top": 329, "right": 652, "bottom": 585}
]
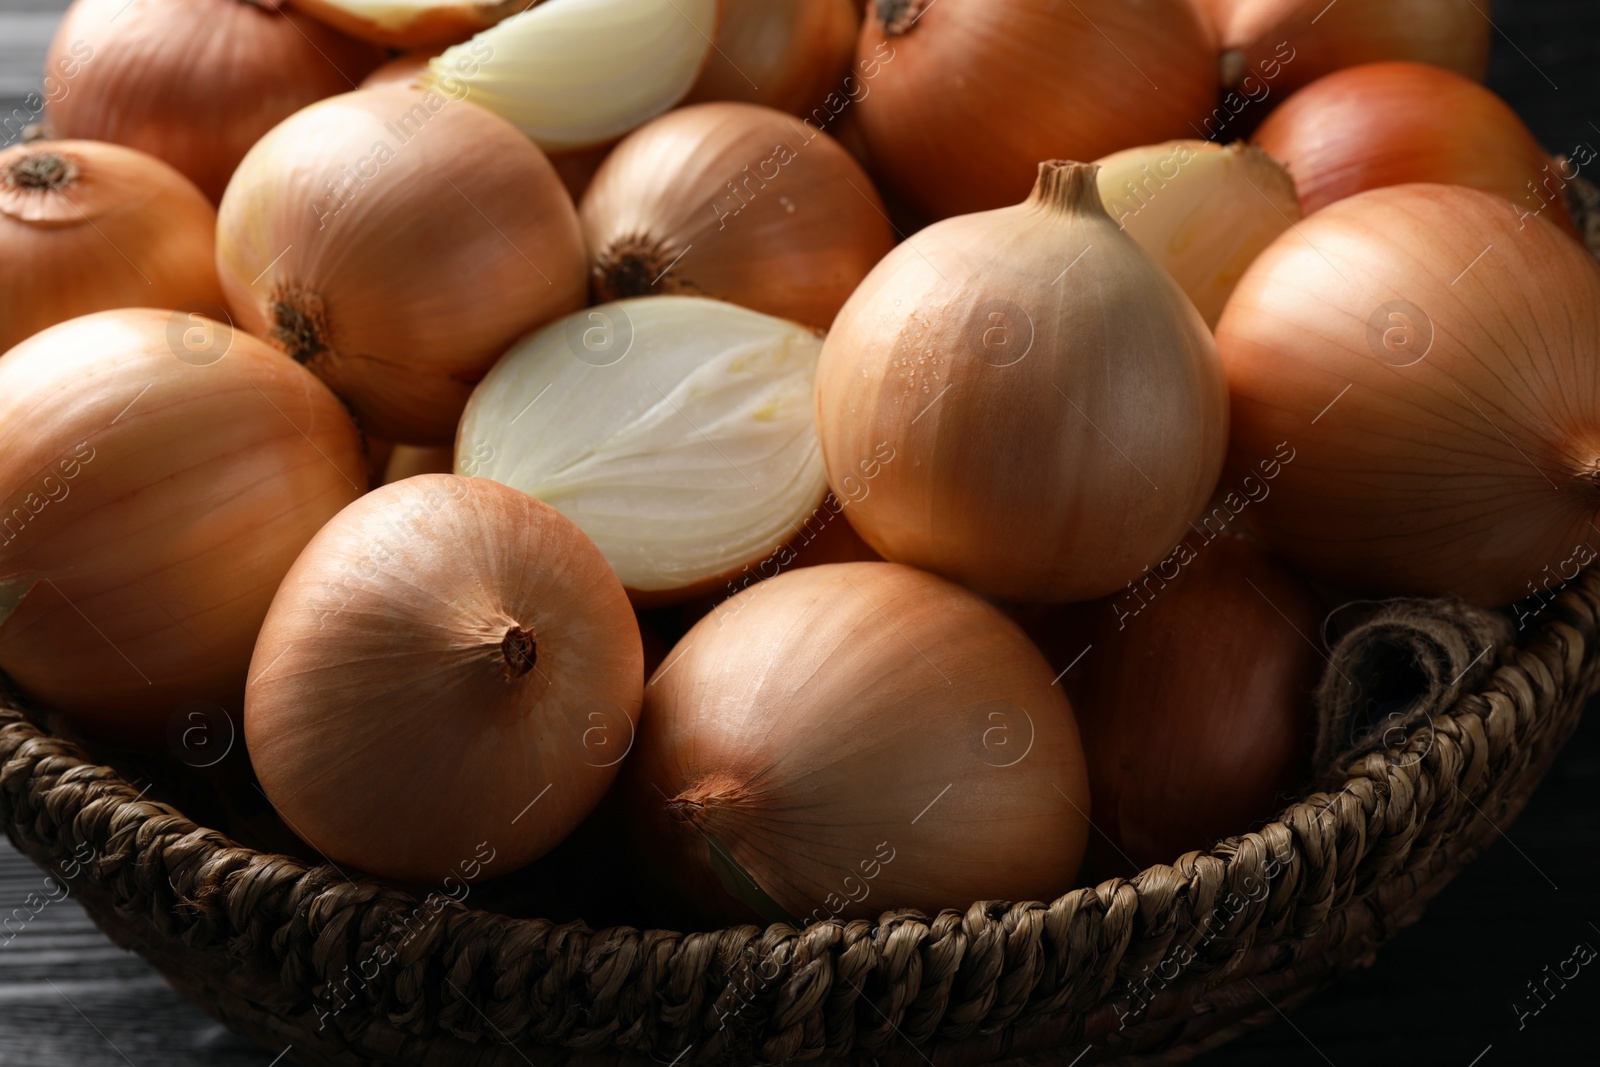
[{"left": 3, "top": 571, "right": 1597, "bottom": 1065}]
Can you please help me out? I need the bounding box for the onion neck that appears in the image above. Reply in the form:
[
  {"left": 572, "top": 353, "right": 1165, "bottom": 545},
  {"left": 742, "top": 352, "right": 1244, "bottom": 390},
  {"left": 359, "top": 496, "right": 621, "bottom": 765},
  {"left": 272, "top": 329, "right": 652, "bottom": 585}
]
[
  {"left": 1028, "top": 160, "right": 1111, "bottom": 221},
  {"left": 876, "top": 0, "right": 930, "bottom": 35}
]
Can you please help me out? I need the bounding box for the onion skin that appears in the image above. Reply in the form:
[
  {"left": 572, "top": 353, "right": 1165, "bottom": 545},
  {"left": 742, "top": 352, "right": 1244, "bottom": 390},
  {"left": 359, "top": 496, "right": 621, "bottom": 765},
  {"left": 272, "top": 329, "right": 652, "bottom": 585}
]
[
  {"left": 44, "top": 0, "right": 382, "bottom": 202},
  {"left": 1027, "top": 535, "right": 1317, "bottom": 871},
  {"left": 383, "top": 444, "right": 454, "bottom": 484},
  {"left": 855, "top": 0, "right": 1218, "bottom": 220},
  {"left": 0, "top": 308, "right": 365, "bottom": 729},
  {"left": 816, "top": 161, "right": 1229, "bottom": 603},
  {"left": 1204, "top": 0, "right": 1490, "bottom": 95},
  {"left": 360, "top": 51, "right": 434, "bottom": 91},
  {"left": 580, "top": 102, "right": 896, "bottom": 330},
  {"left": 1254, "top": 62, "right": 1574, "bottom": 233},
  {"left": 246, "top": 474, "right": 643, "bottom": 882},
  {"left": 685, "top": 0, "right": 861, "bottom": 117},
  {"left": 0, "top": 141, "right": 223, "bottom": 353},
  {"left": 291, "top": 0, "right": 537, "bottom": 48},
  {"left": 624, "top": 562, "right": 1090, "bottom": 926},
  {"left": 216, "top": 86, "right": 587, "bottom": 445},
  {"left": 1217, "top": 183, "right": 1600, "bottom": 605}
]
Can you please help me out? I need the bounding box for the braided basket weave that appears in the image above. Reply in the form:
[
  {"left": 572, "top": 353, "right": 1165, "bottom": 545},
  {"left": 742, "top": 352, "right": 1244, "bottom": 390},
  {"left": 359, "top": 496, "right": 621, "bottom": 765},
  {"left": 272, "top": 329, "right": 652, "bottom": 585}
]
[{"left": 3, "top": 565, "right": 1598, "bottom": 1066}]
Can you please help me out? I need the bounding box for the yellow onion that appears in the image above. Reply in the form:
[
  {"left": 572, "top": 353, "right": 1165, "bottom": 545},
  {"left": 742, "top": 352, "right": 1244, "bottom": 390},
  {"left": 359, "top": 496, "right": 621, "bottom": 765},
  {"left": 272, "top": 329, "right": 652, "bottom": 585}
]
[
  {"left": 1095, "top": 140, "right": 1301, "bottom": 328},
  {"left": 1203, "top": 0, "right": 1490, "bottom": 95},
  {"left": 246, "top": 474, "right": 643, "bottom": 881},
  {"left": 624, "top": 562, "right": 1090, "bottom": 926},
  {"left": 854, "top": 0, "right": 1218, "bottom": 220},
  {"left": 45, "top": 0, "right": 382, "bottom": 201},
  {"left": 215, "top": 86, "right": 587, "bottom": 445},
  {"left": 1025, "top": 534, "right": 1318, "bottom": 870},
  {"left": 383, "top": 444, "right": 454, "bottom": 484},
  {"left": 360, "top": 51, "right": 434, "bottom": 91},
  {"left": 1, "top": 140, "right": 223, "bottom": 353},
  {"left": 1218, "top": 183, "right": 1600, "bottom": 605},
  {"left": 685, "top": 0, "right": 860, "bottom": 117},
  {"left": 0, "top": 308, "right": 364, "bottom": 729},
  {"left": 1254, "top": 62, "right": 1574, "bottom": 234},
  {"left": 457, "top": 295, "right": 829, "bottom": 598},
  {"left": 816, "top": 161, "right": 1229, "bottom": 603},
  {"left": 292, "top": 0, "right": 536, "bottom": 47},
  {"left": 580, "top": 102, "right": 896, "bottom": 330},
  {"left": 424, "top": 0, "right": 718, "bottom": 152}
]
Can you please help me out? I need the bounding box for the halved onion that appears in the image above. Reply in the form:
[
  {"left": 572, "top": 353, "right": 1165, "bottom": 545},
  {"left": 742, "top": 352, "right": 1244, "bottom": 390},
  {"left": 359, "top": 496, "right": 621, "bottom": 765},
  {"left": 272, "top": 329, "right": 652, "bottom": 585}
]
[
  {"left": 456, "top": 296, "right": 829, "bottom": 597},
  {"left": 424, "top": 0, "right": 718, "bottom": 152}
]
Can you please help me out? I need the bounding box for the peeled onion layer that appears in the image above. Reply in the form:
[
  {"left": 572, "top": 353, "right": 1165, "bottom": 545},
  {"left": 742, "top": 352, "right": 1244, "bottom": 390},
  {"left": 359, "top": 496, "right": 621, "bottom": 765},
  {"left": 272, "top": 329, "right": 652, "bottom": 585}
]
[
  {"left": 1218, "top": 183, "right": 1600, "bottom": 605},
  {"left": 426, "top": 0, "right": 718, "bottom": 152},
  {"left": 0, "top": 308, "right": 365, "bottom": 728},
  {"left": 458, "top": 296, "right": 830, "bottom": 596},
  {"left": 292, "top": 0, "right": 534, "bottom": 47},
  {"left": 624, "top": 562, "right": 1091, "bottom": 925},
  {"left": 245, "top": 474, "right": 644, "bottom": 882},
  {"left": 1094, "top": 140, "right": 1300, "bottom": 329}
]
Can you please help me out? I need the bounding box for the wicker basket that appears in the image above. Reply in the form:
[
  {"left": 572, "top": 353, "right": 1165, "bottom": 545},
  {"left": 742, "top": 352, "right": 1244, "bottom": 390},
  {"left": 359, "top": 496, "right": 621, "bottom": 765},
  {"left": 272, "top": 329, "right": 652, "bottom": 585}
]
[{"left": 3, "top": 566, "right": 1597, "bottom": 1067}]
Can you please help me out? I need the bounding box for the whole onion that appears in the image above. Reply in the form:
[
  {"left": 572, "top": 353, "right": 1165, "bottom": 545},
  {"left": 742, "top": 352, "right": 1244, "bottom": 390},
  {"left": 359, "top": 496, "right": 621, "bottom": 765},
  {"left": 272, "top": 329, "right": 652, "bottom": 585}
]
[
  {"left": 624, "top": 562, "right": 1091, "bottom": 925},
  {"left": 45, "top": 0, "right": 382, "bottom": 201},
  {"left": 1218, "top": 183, "right": 1600, "bottom": 604},
  {"left": 0, "top": 309, "right": 365, "bottom": 729}
]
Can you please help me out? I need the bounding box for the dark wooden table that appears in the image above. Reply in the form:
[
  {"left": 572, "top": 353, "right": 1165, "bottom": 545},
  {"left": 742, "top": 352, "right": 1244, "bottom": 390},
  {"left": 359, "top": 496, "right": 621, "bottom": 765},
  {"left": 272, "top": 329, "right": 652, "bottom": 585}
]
[{"left": 2, "top": 1, "right": 1598, "bottom": 1064}]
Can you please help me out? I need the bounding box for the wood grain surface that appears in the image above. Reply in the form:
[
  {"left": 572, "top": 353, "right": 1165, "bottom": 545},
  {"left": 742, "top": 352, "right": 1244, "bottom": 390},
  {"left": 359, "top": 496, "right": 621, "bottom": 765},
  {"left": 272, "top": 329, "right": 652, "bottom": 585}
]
[{"left": 1, "top": 1, "right": 1598, "bottom": 1064}]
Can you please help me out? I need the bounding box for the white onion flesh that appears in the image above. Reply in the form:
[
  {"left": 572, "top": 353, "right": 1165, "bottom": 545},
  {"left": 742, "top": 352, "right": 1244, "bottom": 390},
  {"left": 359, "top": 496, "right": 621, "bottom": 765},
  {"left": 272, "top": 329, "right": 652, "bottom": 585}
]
[
  {"left": 457, "top": 296, "right": 828, "bottom": 593},
  {"left": 426, "top": 0, "right": 717, "bottom": 151}
]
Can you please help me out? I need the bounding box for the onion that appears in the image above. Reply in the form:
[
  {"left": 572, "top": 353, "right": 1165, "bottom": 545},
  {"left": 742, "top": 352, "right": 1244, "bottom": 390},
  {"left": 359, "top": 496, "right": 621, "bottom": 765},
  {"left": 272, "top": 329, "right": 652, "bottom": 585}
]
[
  {"left": 816, "top": 161, "right": 1229, "bottom": 603},
  {"left": 854, "top": 0, "right": 1218, "bottom": 220},
  {"left": 1204, "top": 0, "right": 1491, "bottom": 94},
  {"left": 44, "top": 0, "right": 382, "bottom": 201},
  {"left": 1217, "top": 183, "right": 1600, "bottom": 605},
  {"left": 684, "top": 0, "right": 861, "bottom": 117},
  {"left": 291, "top": 0, "right": 536, "bottom": 47},
  {"left": 579, "top": 102, "right": 897, "bottom": 331},
  {"left": 423, "top": 0, "right": 718, "bottom": 152},
  {"left": 0, "top": 308, "right": 364, "bottom": 728},
  {"left": 246, "top": 474, "right": 643, "bottom": 881},
  {"left": 1025, "top": 535, "right": 1317, "bottom": 870},
  {"left": 1254, "top": 62, "right": 1574, "bottom": 234},
  {"left": 1095, "top": 140, "right": 1301, "bottom": 329},
  {"left": 360, "top": 51, "right": 434, "bottom": 91},
  {"left": 623, "top": 562, "right": 1090, "bottom": 925},
  {"left": 383, "top": 444, "right": 455, "bottom": 484},
  {"left": 215, "top": 86, "right": 587, "bottom": 445},
  {"left": 457, "top": 295, "right": 830, "bottom": 598},
  {"left": 0, "top": 140, "right": 223, "bottom": 353}
]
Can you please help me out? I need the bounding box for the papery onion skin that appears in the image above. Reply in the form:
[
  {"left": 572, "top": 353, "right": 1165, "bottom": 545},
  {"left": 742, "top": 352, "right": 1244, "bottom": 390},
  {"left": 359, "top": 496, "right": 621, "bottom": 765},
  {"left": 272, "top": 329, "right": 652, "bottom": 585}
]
[
  {"left": 685, "top": 0, "right": 860, "bottom": 117},
  {"left": 1205, "top": 0, "right": 1490, "bottom": 95},
  {"left": 816, "top": 161, "right": 1229, "bottom": 603},
  {"left": 580, "top": 102, "right": 896, "bottom": 331},
  {"left": 1217, "top": 183, "right": 1600, "bottom": 605},
  {"left": 0, "top": 308, "right": 365, "bottom": 729},
  {"left": 1025, "top": 535, "right": 1317, "bottom": 871},
  {"left": 424, "top": 0, "right": 719, "bottom": 153},
  {"left": 457, "top": 295, "right": 830, "bottom": 597},
  {"left": 0, "top": 141, "right": 223, "bottom": 353},
  {"left": 246, "top": 474, "right": 643, "bottom": 882},
  {"left": 215, "top": 86, "right": 587, "bottom": 445},
  {"left": 854, "top": 0, "right": 1218, "bottom": 220},
  {"left": 1253, "top": 62, "right": 1574, "bottom": 233},
  {"left": 44, "top": 0, "right": 382, "bottom": 202},
  {"left": 624, "top": 562, "right": 1090, "bottom": 926},
  {"left": 292, "top": 0, "right": 537, "bottom": 48},
  {"left": 1095, "top": 140, "right": 1300, "bottom": 329}
]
